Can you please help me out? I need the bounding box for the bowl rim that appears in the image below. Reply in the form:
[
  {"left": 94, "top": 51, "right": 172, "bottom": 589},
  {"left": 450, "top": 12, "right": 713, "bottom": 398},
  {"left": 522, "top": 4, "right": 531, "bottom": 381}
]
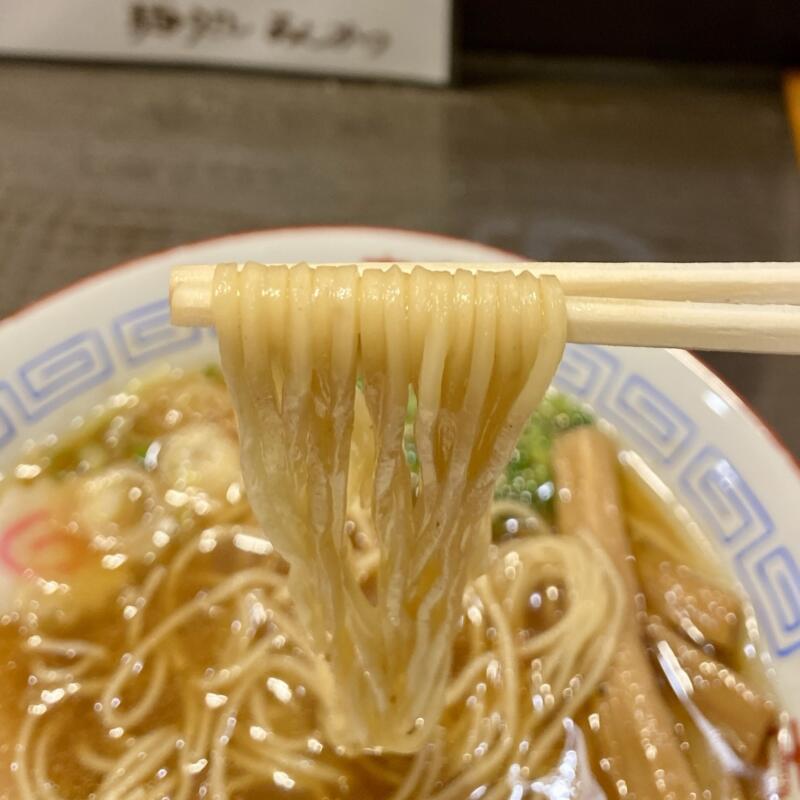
[{"left": 3, "top": 222, "right": 798, "bottom": 480}]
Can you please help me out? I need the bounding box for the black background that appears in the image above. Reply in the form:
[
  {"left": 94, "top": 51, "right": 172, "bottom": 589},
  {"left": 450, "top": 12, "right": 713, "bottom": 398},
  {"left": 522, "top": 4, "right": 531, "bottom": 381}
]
[{"left": 461, "top": 0, "right": 800, "bottom": 64}]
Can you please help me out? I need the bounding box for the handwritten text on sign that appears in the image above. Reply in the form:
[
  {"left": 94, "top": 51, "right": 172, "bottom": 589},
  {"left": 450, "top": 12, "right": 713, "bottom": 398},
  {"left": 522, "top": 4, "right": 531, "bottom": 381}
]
[{"left": 0, "top": 0, "right": 452, "bottom": 84}]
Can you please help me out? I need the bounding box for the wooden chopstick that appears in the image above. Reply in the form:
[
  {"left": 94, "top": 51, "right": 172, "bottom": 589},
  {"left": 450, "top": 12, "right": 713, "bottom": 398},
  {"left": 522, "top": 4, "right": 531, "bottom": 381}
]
[
  {"left": 169, "top": 263, "right": 800, "bottom": 355},
  {"left": 171, "top": 262, "right": 800, "bottom": 306},
  {"left": 566, "top": 296, "right": 800, "bottom": 354}
]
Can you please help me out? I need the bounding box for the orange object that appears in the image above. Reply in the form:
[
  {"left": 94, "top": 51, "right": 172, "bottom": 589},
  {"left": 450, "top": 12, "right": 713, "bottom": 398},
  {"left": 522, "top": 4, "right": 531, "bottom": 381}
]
[{"left": 785, "top": 70, "right": 800, "bottom": 168}]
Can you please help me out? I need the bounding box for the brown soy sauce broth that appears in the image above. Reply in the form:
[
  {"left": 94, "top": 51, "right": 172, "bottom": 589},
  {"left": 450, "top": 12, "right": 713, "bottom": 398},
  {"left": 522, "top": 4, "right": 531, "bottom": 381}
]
[{"left": 0, "top": 369, "right": 786, "bottom": 799}]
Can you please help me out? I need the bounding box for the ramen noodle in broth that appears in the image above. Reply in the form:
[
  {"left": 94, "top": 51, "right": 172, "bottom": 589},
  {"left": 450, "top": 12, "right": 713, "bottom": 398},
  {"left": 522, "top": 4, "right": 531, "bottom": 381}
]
[{"left": 0, "top": 264, "right": 786, "bottom": 800}]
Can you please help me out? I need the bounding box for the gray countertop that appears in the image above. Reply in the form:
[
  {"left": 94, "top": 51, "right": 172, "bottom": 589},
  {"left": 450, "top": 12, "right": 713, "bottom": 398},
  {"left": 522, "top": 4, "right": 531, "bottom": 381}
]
[{"left": 1, "top": 56, "right": 798, "bottom": 453}]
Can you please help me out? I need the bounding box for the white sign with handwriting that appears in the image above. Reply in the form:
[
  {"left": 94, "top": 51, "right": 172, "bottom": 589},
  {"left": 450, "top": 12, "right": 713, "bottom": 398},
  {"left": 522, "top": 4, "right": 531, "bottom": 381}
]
[{"left": 0, "top": 0, "right": 452, "bottom": 84}]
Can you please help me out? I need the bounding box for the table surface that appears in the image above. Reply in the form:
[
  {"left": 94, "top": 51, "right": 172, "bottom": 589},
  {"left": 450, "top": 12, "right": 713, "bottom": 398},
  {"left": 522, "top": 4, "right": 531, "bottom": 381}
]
[{"left": 1, "top": 55, "right": 798, "bottom": 454}]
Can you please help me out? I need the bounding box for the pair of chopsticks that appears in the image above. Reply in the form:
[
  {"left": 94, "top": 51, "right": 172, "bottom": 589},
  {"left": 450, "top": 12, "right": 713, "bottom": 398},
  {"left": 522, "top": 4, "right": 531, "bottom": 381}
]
[{"left": 169, "top": 263, "right": 800, "bottom": 354}]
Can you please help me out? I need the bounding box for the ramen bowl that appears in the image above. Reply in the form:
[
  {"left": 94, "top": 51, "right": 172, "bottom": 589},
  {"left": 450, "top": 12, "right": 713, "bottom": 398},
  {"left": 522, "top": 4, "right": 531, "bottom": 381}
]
[{"left": 1, "top": 226, "right": 798, "bottom": 791}]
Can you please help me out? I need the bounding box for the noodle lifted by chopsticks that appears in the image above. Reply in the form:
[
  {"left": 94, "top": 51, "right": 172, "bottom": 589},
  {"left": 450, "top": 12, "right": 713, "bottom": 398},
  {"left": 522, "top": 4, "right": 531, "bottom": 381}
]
[{"left": 212, "top": 263, "right": 566, "bottom": 752}]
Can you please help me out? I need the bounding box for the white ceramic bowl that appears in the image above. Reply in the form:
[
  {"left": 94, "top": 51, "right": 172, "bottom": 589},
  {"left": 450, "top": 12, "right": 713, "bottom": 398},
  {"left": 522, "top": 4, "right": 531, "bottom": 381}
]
[{"left": 1, "top": 226, "right": 798, "bottom": 788}]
